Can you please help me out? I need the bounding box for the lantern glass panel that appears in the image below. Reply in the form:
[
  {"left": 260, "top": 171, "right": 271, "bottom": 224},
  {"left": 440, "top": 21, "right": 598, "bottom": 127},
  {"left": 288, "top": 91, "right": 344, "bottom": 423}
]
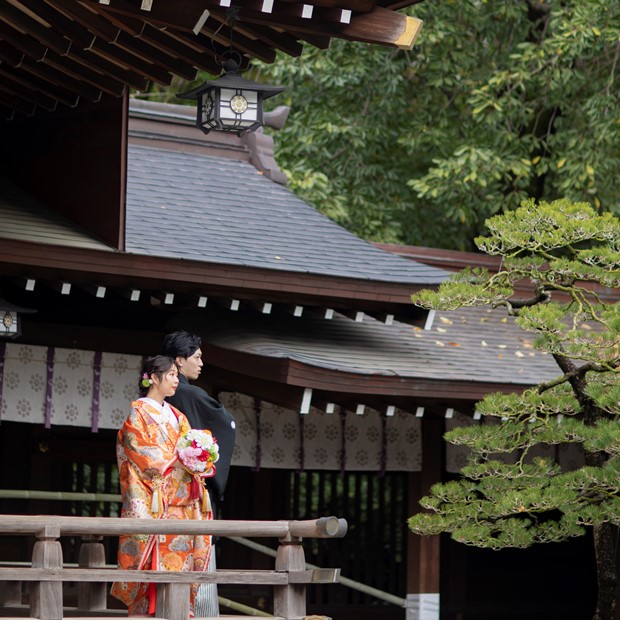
[
  {"left": 1, "top": 311, "right": 18, "bottom": 337},
  {"left": 218, "top": 88, "right": 259, "bottom": 125},
  {"left": 200, "top": 91, "right": 216, "bottom": 125}
]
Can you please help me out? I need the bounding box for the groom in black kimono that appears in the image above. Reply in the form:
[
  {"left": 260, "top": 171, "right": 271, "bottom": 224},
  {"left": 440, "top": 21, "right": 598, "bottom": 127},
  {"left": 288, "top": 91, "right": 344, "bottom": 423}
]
[{"left": 161, "top": 330, "right": 237, "bottom": 617}]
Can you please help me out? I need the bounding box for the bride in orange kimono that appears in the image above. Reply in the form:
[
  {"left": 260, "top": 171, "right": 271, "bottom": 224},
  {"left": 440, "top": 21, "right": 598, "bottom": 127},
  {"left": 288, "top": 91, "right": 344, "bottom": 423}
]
[{"left": 111, "top": 355, "right": 215, "bottom": 616}]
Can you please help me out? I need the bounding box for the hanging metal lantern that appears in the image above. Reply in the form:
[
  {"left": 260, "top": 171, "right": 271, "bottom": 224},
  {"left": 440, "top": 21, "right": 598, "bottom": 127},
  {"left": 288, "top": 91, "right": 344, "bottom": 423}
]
[
  {"left": 177, "top": 59, "right": 285, "bottom": 135},
  {"left": 0, "top": 297, "right": 36, "bottom": 339}
]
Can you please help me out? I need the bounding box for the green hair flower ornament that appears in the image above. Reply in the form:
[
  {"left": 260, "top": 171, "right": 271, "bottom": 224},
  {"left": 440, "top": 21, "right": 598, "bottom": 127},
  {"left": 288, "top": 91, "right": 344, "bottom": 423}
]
[{"left": 141, "top": 373, "right": 153, "bottom": 389}]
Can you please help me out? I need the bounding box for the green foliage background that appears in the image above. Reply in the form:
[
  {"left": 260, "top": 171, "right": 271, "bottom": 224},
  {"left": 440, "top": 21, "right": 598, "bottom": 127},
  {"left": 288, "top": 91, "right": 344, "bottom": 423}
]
[{"left": 250, "top": 0, "right": 620, "bottom": 249}]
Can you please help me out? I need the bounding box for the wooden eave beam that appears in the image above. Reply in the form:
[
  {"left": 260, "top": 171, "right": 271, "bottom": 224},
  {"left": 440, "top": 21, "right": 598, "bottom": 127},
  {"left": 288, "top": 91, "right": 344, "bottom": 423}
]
[
  {"left": 226, "top": 3, "right": 421, "bottom": 49},
  {"left": 80, "top": 8, "right": 205, "bottom": 80},
  {"left": 94, "top": 11, "right": 218, "bottom": 75},
  {"left": 18, "top": 56, "right": 103, "bottom": 101},
  {"left": 0, "top": 238, "right": 431, "bottom": 309},
  {"left": 339, "top": 5, "right": 422, "bottom": 49},
  {"left": 87, "top": 0, "right": 212, "bottom": 34},
  {"left": 0, "top": 19, "right": 126, "bottom": 98},
  {"left": 138, "top": 27, "right": 222, "bottom": 74},
  {"left": 17, "top": 0, "right": 98, "bottom": 48},
  {"left": 114, "top": 31, "right": 199, "bottom": 81},
  {"left": 16, "top": 0, "right": 183, "bottom": 88},
  {"left": 0, "top": 40, "right": 24, "bottom": 66},
  {"left": 47, "top": 0, "right": 122, "bottom": 41},
  {"left": 196, "top": 23, "right": 277, "bottom": 65},
  {"left": 285, "top": 29, "right": 332, "bottom": 49},
  {"left": 68, "top": 47, "right": 149, "bottom": 91},
  {"left": 42, "top": 52, "right": 127, "bottom": 96},
  {"left": 88, "top": 38, "right": 173, "bottom": 85},
  {"left": 278, "top": 0, "right": 376, "bottom": 11},
  {"left": 0, "top": 95, "right": 34, "bottom": 117},
  {"left": 0, "top": 62, "right": 79, "bottom": 108},
  {"left": 0, "top": 22, "right": 49, "bottom": 62},
  {"left": 205, "top": 12, "right": 305, "bottom": 57},
  {"left": 0, "top": 67, "right": 63, "bottom": 111},
  {"left": 1, "top": 2, "right": 72, "bottom": 57},
  {"left": 384, "top": 0, "right": 425, "bottom": 11}
]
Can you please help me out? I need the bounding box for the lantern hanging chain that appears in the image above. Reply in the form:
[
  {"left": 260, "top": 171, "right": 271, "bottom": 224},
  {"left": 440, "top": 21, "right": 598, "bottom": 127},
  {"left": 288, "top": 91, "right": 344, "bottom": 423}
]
[{"left": 211, "top": 7, "right": 242, "bottom": 71}]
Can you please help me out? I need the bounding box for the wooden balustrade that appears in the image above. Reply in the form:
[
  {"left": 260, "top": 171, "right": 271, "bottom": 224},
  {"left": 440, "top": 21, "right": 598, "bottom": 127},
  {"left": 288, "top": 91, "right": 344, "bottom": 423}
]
[{"left": 0, "top": 514, "right": 347, "bottom": 620}]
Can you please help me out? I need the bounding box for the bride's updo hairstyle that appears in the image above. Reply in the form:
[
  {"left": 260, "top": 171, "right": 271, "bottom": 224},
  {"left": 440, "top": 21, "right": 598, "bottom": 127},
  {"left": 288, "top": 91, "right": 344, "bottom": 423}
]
[{"left": 138, "top": 355, "right": 177, "bottom": 397}]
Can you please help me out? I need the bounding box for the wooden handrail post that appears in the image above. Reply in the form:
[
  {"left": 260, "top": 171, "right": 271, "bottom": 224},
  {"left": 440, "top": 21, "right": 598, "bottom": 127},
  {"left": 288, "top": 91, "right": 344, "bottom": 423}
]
[
  {"left": 157, "top": 582, "right": 191, "bottom": 620},
  {"left": 274, "top": 531, "right": 306, "bottom": 620},
  {"left": 30, "top": 525, "right": 63, "bottom": 620},
  {"left": 77, "top": 535, "right": 107, "bottom": 611}
]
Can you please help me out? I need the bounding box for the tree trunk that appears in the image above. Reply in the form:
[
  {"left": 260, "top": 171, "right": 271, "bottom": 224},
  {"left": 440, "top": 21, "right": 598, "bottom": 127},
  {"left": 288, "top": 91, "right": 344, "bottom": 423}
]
[{"left": 592, "top": 522, "right": 618, "bottom": 620}]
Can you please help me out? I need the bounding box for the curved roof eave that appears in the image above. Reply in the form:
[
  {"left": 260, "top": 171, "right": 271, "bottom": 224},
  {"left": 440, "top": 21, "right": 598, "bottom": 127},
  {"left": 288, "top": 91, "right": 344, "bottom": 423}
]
[{"left": 170, "top": 305, "right": 559, "bottom": 402}]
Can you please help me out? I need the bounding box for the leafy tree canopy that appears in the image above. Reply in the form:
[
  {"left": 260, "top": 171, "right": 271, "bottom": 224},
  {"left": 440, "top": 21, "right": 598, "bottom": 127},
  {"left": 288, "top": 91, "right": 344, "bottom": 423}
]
[
  {"left": 253, "top": 0, "right": 620, "bottom": 249},
  {"left": 407, "top": 198, "right": 620, "bottom": 618}
]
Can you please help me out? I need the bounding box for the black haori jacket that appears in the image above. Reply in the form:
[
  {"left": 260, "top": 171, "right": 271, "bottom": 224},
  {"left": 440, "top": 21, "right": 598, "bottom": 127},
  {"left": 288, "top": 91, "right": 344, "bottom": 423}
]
[{"left": 166, "top": 374, "right": 237, "bottom": 508}]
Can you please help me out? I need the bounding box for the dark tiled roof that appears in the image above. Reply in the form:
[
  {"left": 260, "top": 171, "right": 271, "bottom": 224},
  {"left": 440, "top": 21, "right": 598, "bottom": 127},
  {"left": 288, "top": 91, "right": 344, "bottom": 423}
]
[
  {"left": 125, "top": 144, "right": 448, "bottom": 285},
  {"left": 201, "top": 305, "right": 557, "bottom": 387},
  {"left": 0, "top": 176, "right": 113, "bottom": 252}
]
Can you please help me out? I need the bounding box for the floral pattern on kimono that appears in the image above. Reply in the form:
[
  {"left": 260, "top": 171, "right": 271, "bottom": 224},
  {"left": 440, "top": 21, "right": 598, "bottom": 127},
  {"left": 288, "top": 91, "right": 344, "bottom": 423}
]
[{"left": 110, "top": 398, "right": 212, "bottom": 615}]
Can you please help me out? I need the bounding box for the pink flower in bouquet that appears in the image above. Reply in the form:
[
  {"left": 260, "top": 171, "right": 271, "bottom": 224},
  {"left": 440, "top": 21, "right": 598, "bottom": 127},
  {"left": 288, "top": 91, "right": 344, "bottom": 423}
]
[{"left": 177, "top": 428, "right": 219, "bottom": 475}]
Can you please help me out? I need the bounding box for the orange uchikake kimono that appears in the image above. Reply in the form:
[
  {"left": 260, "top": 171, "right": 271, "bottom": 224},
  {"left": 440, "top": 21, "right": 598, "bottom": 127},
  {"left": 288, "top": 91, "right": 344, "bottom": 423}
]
[{"left": 110, "top": 398, "right": 213, "bottom": 616}]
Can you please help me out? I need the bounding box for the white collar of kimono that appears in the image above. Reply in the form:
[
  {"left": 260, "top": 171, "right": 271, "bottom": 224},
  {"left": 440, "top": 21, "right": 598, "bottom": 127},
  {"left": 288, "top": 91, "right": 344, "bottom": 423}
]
[{"left": 139, "top": 397, "right": 179, "bottom": 431}]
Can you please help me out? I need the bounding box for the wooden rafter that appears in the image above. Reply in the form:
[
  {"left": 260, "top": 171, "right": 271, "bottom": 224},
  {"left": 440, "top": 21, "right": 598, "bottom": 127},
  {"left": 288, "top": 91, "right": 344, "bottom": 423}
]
[{"left": 0, "top": 0, "right": 424, "bottom": 118}]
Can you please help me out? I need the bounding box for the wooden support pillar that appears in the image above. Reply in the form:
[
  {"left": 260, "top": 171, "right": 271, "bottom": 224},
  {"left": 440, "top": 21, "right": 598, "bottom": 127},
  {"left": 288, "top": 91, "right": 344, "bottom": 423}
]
[
  {"left": 78, "top": 535, "right": 107, "bottom": 611},
  {"left": 274, "top": 532, "right": 306, "bottom": 619},
  {"left": 406, "top": 417, "right": 443, "bottom": 620},
  {"left": 30, "top": 525, "right": 63, "bottom": 620}
]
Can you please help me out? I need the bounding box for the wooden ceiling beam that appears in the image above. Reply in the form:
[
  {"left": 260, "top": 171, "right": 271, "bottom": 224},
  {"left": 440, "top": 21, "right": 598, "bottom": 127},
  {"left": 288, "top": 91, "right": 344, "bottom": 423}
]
[
  {"left": 385, "top": 0, "right": 425, "bottom": 10},
  {"left": 16, "top": 0, "right": 97, "bottom": 48},
  {"left": 18, "top": 57, "right": 103, "bottom": 102},
  {"left": 148, "top": 28, "right": 222, "bottom": 74},
  {"left": 46, "top": 0, "right": 122, "bottom": 42},
  {"left": 284, "top": 29, "right": 331, "bottom": 49},
  {"left": 228, "top": 3, "right": 421, "bottom": 49},
  {"left": 88, "top": 38, "right": 173, "bottom": 85},
  {"left": 85, "top": 0, "right": 211, "bottom": 34},
  {"left": 0, "top": 22, "right": 49, "bottom": 61},
  {"left": 68, "top": 47, "right": 149, "bottom": 91},
  {"left": 339, "top": 5, "right": 422, "bottom": 49},
  {"left": 114, "top": 32, "right": 199, "bottom": 81},
  {"left": 42, "top": 52, "right": 127, "bottom": 96},
  {"left": 135, "top": 24, "right": 221, "bottom": 73},
  {"left": 1, "top": 2, "right": 72, "bottom": 56},
  {"left": 0, "top": 40, "right": 25, "bottom": 66},
  {"left": 0, "top": 89, "right": 35, "bottom": 116},
  {"left": 208, "top": 11, "right": 305, "bottom": 58},
  {"left": 278, "top": 0, "right": 376, "bottom": 10},
  {"left": 80, "top": 1, "right": 146, "bottom": 36},
  {"left": 86, "top": 2, "right": 214, "bottom": 80},
  {"left": 0, "top": 73, "right": 58, "bottom": 111},
  {"left": 197, "top": 23, "right": 277, "bottom": 65},
  {"left": 0, "top": 64, "right": 79, "bottom": 107}
]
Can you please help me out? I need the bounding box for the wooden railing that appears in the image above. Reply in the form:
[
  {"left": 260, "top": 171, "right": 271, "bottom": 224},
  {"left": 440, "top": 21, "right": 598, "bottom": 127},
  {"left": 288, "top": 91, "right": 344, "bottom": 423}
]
[{"left": 0, "top": 514, "right": 347, "bottom": 620}]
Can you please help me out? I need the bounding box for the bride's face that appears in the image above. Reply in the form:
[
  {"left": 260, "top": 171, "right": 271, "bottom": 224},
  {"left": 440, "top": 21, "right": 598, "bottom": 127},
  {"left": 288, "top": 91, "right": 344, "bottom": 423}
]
[{"left": 151, "top": 364, "right": 179, "bottom": 398}]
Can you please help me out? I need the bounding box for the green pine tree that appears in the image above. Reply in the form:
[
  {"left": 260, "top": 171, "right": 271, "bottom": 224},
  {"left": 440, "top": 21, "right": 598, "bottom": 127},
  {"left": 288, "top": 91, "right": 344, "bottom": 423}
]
[{"left": 408, "top": 199, "right": 620, "bottom": 620}]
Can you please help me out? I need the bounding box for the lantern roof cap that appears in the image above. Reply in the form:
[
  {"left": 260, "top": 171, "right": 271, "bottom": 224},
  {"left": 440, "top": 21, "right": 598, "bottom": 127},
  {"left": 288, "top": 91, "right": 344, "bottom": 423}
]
[{"left": 177, "top": 60, "right": 285, "bottom": 101}]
